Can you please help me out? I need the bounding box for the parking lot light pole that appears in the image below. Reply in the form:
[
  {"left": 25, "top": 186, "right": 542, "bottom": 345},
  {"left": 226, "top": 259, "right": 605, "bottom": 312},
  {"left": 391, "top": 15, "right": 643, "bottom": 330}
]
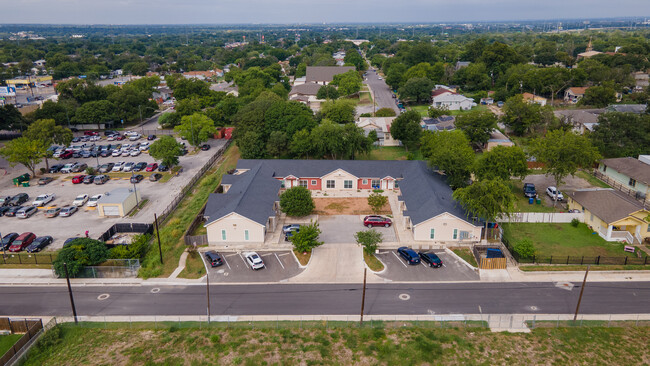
[
  {"left": 131, "top": 171, "right": 140, "bottom": 206},
  {"left": 64, "top": 262, "right": 78, "bottom": 324}
]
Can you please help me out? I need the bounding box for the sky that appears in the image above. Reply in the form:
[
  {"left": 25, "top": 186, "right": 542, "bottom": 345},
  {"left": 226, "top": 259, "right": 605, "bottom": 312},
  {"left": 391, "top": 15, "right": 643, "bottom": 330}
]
[{"left": 0, "top": 0, "right": 648, "bottom": 24}]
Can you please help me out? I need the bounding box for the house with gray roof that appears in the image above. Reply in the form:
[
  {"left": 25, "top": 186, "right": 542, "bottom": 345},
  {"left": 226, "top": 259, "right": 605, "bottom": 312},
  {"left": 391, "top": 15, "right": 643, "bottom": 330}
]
[
  {"left": 606, "top": 104, "right": 647, "bottom": 114},
  {"left": 305, "top": 66, "right": 355, "bottom": 85},
  {"left": 597, "top": 157, "right": 650, "bottom": 204},
  {"left": 203, "top": 160, "right": 482, "bottom": 245}
]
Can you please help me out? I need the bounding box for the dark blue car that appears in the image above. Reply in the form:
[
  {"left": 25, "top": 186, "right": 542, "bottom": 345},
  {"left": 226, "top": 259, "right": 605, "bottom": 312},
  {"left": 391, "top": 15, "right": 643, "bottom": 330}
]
[
  {"left": 397, "top": 247, "right": 421, "bottom": 265},
  {"left": 419, "top": 252, "right": 443, "bottom": 268}
]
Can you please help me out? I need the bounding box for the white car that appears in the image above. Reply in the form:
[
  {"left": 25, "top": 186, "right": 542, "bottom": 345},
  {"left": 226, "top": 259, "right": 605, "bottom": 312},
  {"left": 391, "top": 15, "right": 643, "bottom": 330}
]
[
  {"left": 138, "top": 142, "right": 150, "bottom": 151},
  {"left": 130, "top": 149, "right": 141, "bottom": 156},
  {"left": 111, "top": 149, "right": 122, "bottom": 157},
  {"left": 60, "top": 162, "right": 77, "bottom": 174},
  {"left": 73, "top": 194, "right": 89, "bottom": 207},
  {"left": 124, "top": 131, "right": 138, "bottom": 137},
  {"left": 546, "top": 186, "right": 564, "bottom": 201},
  {"left": 87, "top": 194, "right": 103, "bottom": 207},
  {"left": 32, "top": 193, "right": 55, "bottom": 206},
  {"left": 112, "top": 161, "right": 125, "bottom": 172},
  {"left": 89, "top": 135, "right": 101, "bottom": 142},
  {"left": 243, "top": 252, "right": 265, "bottom": 270},
  {"left": 121, "top": 149, "right": 132, "bottom": 157},
  {"left": 123, "top": 162, "right": 136, "bottom": 172},
  {"left": 129, "top": 133, "right": 141, "bottom": 141}
]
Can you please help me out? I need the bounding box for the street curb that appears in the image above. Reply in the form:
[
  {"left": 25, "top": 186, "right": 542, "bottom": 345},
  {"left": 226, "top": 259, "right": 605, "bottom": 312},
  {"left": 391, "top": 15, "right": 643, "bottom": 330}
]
[{"left": 444, "top": 248, "right": 479, "bottom": 272}]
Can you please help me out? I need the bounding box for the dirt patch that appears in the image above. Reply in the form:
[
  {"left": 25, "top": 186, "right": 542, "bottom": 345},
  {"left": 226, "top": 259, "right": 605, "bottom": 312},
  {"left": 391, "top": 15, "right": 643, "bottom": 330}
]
[{"left": 313, "top": 197, "right": 391, "bottom": 216}]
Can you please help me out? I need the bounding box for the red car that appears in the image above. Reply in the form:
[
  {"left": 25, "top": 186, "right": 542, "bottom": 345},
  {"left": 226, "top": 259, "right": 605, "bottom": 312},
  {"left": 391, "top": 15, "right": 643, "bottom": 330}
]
[
  {"left": 71, "top": 175, "right": 86, "bottom": 184},
  {"left": 83, "top": 131, "right": 98, "bottom": 136},
  {"left": 8, "top": 232, "right": 36, "bottom": 252},
  {"left": 363, "top": 215, "right": 392, "bottom": 228},
  {"left": 145, "top": 163, "right": 158, "bottom": 172},
  {"left": 60, "top": 150, "right": 73, "bottom": 159}
]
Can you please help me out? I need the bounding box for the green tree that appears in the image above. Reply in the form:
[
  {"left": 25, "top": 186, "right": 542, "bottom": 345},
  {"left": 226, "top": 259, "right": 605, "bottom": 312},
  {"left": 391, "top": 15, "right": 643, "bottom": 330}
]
[
  {"left": 367, "top": 193, "right": 388, "bottom": 214},
  {"left": 320, "top": 99, "right": 356, "bottom": 124},
  {"left": 266, "top": 131, "right": 288, "bottom": 157},
  {"left": 341, "top": 123, "right": 372, "bottom": 160},
  {"left": 53, "top": 238, "right": 109, "bottom": 278},
  {"left": 0, "top": 137, "right": 48, "bottom": 177},
  {"left": 501, "top": 94, "right": 548, "bottom": 136},
  {"left": 590, "top": 113, "right": 650, "bottom": 158},
  {"left": 455, "top": 110, "right": 498, "bottom": 146},
  {"left": 474, "top": 145, "right": 528, "bottom": 181},
  {"left": 390, "top": 110, "right": 422, "bottom": 152},
  {"left": 310, "top": 121, "right": 345, "bottom": 159},
  {"left": 375, "top": 108, "right": 396, "bottom": 117},
  {"left": 316, "top": 85, "right": 340, "bottom": 100},
  {"left": 294, "top": 63, "right": 307, "bottom": 78},
  {"left": 280, "top": 186, "right": 315, "bottom": 217},
  {"left": 427, "top": 106, "right": 449, "bottom": 118},
  {"left": 148, "top": 135, "right": 183, "bottom": 168},
  {"left": 512, "top": 238, "right": 536, "bottom": 260},
  {"left": 580, "top": 84, "right": 616, "bottom": 107},
  {"left": 420, "top": 130, "right": 475, "bottom": 189},
  {"left": 331, "top": 70, "right": 362, "bottom": 96},
  {"left": 174, "top": 113, "right": 217, "bottom": 148},
  {"left": 23, "top": 119, "right": 73, "bottom": 170},
  {"left": 355, "top": 229, "right": 383, "bottom": 255},
  {"left": 73, "top": 100, "right": 116, "bottom": 129},
  {"left": 344, "top": 51, "right": 367, "bottom": 71},
  {"left": 0, "top": 104, "right": 28, "bottom": 130},
  {"left": 404, "top": 62, "right": 444, "bottom": 83},
  {"left": 290, "top": 222, "right": 323, "bottom": 253},
  {"left": 531, "top": 130, "right": 601, "bottom": 206},
  {"left": 236, "top": 131, "right": 266, "bottom": 159},
  {"left": 398, "top": 77, "right": 434, "bottom": 104},
  {"left": 289, "top": 129, "right": 313, "bottom": 158},
  {"left": 158, "top": 111, "right": 181, "bottom": 128},
  {"left": 385, "top": 63, "right": 407, "bottom": 90},
  {"left": 452, "top": 179, "right": 516, "bottom": 241}
]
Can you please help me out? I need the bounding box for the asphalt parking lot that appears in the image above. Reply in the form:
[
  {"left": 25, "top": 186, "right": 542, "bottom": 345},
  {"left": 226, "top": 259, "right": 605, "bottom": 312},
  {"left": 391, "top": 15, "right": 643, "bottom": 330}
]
[
  {"left": 318, "top": 215, "right": 397, "bottom": 243},
  {"left": 203, "top": 250, "right": 304, "bottom": 283},
  {"left": 0, "top": 138, "right": 227, "bottom": 250},
  {"left": 375, "top": 250, "right": 479, "bottom": 282}
]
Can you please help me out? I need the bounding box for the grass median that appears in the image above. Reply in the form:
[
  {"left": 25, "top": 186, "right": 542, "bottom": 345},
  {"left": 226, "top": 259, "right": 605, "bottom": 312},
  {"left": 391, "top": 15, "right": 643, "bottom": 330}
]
[
  {"left": 138, "top": 145, "right": 240, "bottom": 279},
  {"left": 449, "top": 247, "right": 478, "bottom": 267},
  {"left": 364, "top": 251, "right": 385, "bottom": 272},
  {"left": 178, "top": 250, "right": 207, "bottom": 279}
]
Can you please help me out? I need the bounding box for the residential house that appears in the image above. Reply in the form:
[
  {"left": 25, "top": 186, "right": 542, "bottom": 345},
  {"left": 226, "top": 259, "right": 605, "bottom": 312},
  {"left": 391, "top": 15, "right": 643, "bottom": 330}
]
[
  {"left": 484, "top": 130, "right": 514, "bottom": 151},
  {"left": 421, "top": 116, "right": 456, "bottom": 132},
  {"left": 152, "top": 86, "right": 173, "bottom": 103},
  {"left": 182, "top": 70, "right": 220, "bottom": 81},
  {"left": 203, "top": 160, "right": 482, "bottom": 245},
  {"left": 522, "top": 92, "right": 548, "bottom": 106},
  {"left": 332, "top": 51, "right": 346, "bottom": 66},
  {"left": 480, "top": 98, "right": 494, "bottom": 105},
  {"left": 597, "top": 157, "right": 650, "bottom": 202},
  {"left": 633, "top": 72, "right": 649, "bottom": 93},
  {"left": 455, "top": 61, "right": 470, "bottom": 70},
  {"left": 289, "top": 82, "right": 323, "bottom": 110},
  {"left": 606, "top": 104, "right": 647, "bottom": 114},
  {"left": 431, "top": 89, "right": 475, "bottom": 111},
  {"left": 564, "top": 87, "right": 589, "bottom": 104},
  {"left": 357, "top": 117, "right": 399, "bottom": 146},
  {"left": 553, "top": 109, "right": 605, "bottom": 134},
  {"left": 566, "top": 189, "right": 650, "bottom": 244},
  {"left": 305, "top": 66, "right": 355, "bottom": 85}
]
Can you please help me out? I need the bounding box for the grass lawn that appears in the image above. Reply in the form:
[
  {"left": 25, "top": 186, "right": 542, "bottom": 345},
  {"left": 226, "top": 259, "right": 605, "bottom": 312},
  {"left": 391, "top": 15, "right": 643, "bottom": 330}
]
[
  {"left": 502, "top": 222, "right": 647, "bottom": 258},
  {"left": 21, "top": 323, "right": 650, "bottom": 365},
  {"left": 358, "top": 146, "right": 423, "bottom": 161},
  {"left": 0, "top": 334, "right": 22, "bottom": 356},
  {"left": 449, "top": 247, "right": 478, "bottom": 267},
  {"left": 178, "top": 250, "right": 206, "bottom": 279},
  {"left": 358, "top": 91, "right": 373, "bottom": 105},
  {"left": 409, "top": 104, "right": 488, "bottom": 118},
  {"left": 508, "top": 181, "right": 560, "bottom": 213},
  {"left": 576, "top": 170, "right": 611, "bottom": 188},
  {"left": 138, "top": 145, "right": 240, "bottom": 279},
  {"left": 363, "top": 251, "right": 385, "bottom": 272},
  {"left": 293, "top": 250, "right": 311, "bottom": 266},
  {"left": 520, "top": 264, "right": 650, "bottom": 271}
]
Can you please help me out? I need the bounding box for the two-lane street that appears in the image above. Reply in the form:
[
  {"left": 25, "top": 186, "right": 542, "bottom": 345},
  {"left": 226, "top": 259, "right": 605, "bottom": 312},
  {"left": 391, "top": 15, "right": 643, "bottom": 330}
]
[
  {"left": 2, "top": 282, "right": 650, "bottom": 317},
  {"left": 364, "top": 68, "right": 400, "bottom": 114}
]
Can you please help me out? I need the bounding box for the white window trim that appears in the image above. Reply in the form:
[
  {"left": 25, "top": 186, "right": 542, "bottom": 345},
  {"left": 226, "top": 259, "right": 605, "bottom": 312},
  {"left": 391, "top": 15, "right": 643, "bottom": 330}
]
[
  {"left": 344, "top": 180, "right": 353, "bottom": 189},
  {"left": 311, "top": 180, "right": 317, "bottom": 186}
]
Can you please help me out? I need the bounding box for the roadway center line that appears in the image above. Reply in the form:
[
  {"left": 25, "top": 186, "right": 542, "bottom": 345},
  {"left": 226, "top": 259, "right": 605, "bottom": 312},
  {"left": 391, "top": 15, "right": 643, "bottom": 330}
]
[
  {"left": 274, "top": 253, "right": 285, "bottom": 270},
  {"left": 393, "top": 251, "right": 408, "bottom": 268}
]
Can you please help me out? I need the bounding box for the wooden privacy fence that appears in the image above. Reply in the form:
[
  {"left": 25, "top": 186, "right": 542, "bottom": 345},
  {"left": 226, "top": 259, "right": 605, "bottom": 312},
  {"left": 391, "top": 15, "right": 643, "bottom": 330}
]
[
  {"left": 478, "top": 257, "right": 507, "bottom": 270},
  {"left": 0, "top": 318, "right": 43, "bottom": 366}
]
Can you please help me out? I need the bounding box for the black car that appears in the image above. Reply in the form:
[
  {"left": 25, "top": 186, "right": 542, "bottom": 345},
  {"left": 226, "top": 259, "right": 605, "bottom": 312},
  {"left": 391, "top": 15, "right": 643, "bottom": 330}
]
[
  {"left": 0, "top": 206, "right": 12, "bottom": 216},
  {"left": 523, "top": 183, "right": 537, "bottom": 198},
  {"left": 26, "top": 236, "right": 53, "bottom": 253},
  {"left": 8, "top": 193, "right": 29, "bottom": 206},
  {"left": 99, "top": 149, "right": 113, "bottom": 157},
  {"left": 147, "top": 134, "right": 157, "bottom": 141},
  {"left": 83, "top": 175, "right": 96, "bottom": 184},
  {"left": 397, "top": 247, "right": 421, "bottom": 265},
  {"left": 38, "top": 177, "right": 54, "bottom": 185},
  {"left": 130, "top": 174, "right": 144, "bottom": 183},
  {"left": 4, "top": 205, "right": 24, "bottom": 217},
  {"left": 48, "top": 164, "right": 64, "bottom": 173},
  {"left": 205, "top": 251, "right": 224, "bottom": 267},
  {"left": 158, "top": 164, "right": 169, "bottom": 172},
  {"left": 149, "top": 173, "right": 163, "bottom": 182},
  {"left": 200, "top": 144, "right": 210, "bottom": 151},
  {"left": 1, "top": 233, "right": 19, "bottom": 250},
  {"left": 0, "top": 196, "right": 12, "bottom": 206},
  {"left": 133, "top": 162, "right": 147, "bottom": 171},
  {"left": 419, "top": 252, "right": 443, "bottom": 268}
]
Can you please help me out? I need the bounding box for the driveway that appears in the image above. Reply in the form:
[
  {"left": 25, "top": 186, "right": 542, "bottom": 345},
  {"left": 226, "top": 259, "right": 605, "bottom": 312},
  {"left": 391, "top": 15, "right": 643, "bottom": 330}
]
[
  {"left": 375, "top": 249, "right": 479, "bottom": 282},
  {"left": 522, "top": 173, "right": 597, "bottom": 206},
  {"left": 319, "top": 215, "right": 397, "bottom": 244},
  {"left": 204, "top": 250, "right": 303, "bottom": 283}
]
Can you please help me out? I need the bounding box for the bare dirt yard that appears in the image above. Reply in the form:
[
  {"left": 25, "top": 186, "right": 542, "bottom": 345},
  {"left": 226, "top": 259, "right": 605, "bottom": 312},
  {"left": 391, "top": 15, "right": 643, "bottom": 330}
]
[{"left": 313, "top": 197, "right": 391, "bottom": 216}]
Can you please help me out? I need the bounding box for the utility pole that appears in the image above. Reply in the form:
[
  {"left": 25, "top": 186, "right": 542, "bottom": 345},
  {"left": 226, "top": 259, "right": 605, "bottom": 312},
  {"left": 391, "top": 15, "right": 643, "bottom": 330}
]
[
  {"left": 206, "top": 272, "right": 211, "bottom": 324},
  {"left": 359, "top": 268, "right": 367, "bottom": 325},
  {"left": 154, "top": 214, "right": 163, "bottom": 264},
  {"left": 64, "top": 262, "right": 78, "bottom": 324},
  {"left": 573, "top": 265, "right": 590, "bottom": 321}
]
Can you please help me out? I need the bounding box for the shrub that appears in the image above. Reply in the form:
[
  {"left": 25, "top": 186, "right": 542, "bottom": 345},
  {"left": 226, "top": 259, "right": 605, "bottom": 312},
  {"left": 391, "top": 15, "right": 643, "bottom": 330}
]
[
  {"left": 280, "top": 186, "right": 315, "bottom": 217},
  {"left": 512, "top": 238, "right": 536, "bottom": 259},
  {"left": 570, "top": 218, "right": 580, "bottom": 227},
  {"left": 40, "top": 167, "right": 47, "bottom": 174},
  {"left": 367, "top": 192, "right": 388, "bottom": 214},
  {"left": 355, "top": 229, "right": 383, "bottom": 254},
  {"left": 85, "top": 166, "right": 97, "bottom": 175},
  {"left": 290, "top": 221, "right": 323, "bottom": 253},
  {"left": 53, "top": 238, "right": 109, "bottom": 277}
]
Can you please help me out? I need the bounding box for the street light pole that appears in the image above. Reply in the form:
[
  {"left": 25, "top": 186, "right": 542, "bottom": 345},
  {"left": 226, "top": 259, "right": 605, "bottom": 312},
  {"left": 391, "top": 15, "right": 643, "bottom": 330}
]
[
  {"left": 154, "top": 214, "right": 163, "bottom": 265},
  {"left": 64, "top": 262, "right": 78, "bottom": 324},
  {"left": 359, "top": 268, "right": 367, "bottom": 325},
  {"left": 573, "top": 265, "right": 590, "bottom": 321},
  {"left": 131, "top": 171, "right": 139, "bottom": 206}
]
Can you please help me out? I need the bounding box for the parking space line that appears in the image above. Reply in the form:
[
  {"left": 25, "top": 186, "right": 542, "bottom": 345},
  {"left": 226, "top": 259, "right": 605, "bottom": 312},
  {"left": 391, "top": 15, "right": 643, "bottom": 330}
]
[
  {"left": 274, "top": 253, "right": 285, "bottom": 270},
  {"left": 392, "top": 251, "right": 408, "bottom": 268},
  {"left": 222, "top": 255, "right": 231, "bottom": 270},
  {"left": 238, "top": 253, "right": 247, "bottom": 266},
  {"left": 277, "top": 252, "right": 291, "bottom": 257}
]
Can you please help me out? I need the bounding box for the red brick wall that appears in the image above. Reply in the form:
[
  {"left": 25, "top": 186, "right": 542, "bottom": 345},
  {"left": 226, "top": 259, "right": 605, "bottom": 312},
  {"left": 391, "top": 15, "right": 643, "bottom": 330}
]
[
  {"left": 357, "top": 178, "right": 373, "bottom": 189},
  {"left": 307, "top": 178, "right": 322, "bottom": 190}
]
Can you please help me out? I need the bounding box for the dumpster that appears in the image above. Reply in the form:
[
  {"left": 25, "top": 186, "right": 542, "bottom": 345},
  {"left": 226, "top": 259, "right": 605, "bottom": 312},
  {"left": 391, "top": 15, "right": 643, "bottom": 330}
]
[
  {"left": 13, "top": 173, "right": 30, "bottom": 186},
  {"left": 22, "top": 181, "right": 29, "bottom": 187},
  {"left": 486, "top": 248, "right": 504, "bottom": 258}
]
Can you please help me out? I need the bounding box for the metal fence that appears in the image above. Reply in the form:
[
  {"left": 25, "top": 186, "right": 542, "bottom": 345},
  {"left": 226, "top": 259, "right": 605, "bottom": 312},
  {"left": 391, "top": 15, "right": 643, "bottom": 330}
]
[
  {"left": 593, "top": 170, "right": 649, "bottom": 208},
  {"left": 98, "top": 223, "right": 154, "bottom": 242},
  {"left": 52, "top": 259, "right": 141, "bottom": 278},
  {"left": 0, "top": 318, "right": 43, "bottom": 366},
  {"left": 0, "top": 253, "right": 54, "bottom": 265}
]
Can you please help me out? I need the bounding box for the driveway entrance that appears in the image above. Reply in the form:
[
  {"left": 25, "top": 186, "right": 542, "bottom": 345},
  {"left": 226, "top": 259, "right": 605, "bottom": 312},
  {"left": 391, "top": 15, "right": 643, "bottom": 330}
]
[{"left": 319, "top": 215, "right": 397, "bottom": 244}]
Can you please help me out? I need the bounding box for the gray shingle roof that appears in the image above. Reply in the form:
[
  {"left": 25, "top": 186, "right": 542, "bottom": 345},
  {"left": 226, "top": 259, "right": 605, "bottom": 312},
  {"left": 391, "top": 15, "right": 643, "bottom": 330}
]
[
  {"left": 305, "top": 66, "right": 355, "bottom": 83},
  {"left": 289, "top": 82, "right": 322, "bottom": 96},
  {"left": 568, "top": 189, "right": 645, "bottom": 223},
  {"left": 601, "top": 157, "right": 650, "bottom": 186},
  {"left": 205, "top": 160, "right": 472, "bottom": 226}
]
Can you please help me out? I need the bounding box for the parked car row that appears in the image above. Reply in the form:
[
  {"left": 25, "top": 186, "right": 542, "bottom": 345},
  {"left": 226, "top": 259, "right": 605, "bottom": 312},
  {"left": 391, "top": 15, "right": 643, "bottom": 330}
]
[
  {"left": 1, "top": 232, "right": 53, "bottom": 253},
  {"left": 397, "top": 247, "right": 443, "bottom": 268},
  {"left": 522, "top": 183, "right": 565, "bottom": 202},
  {"left": 50, "top": 140, "right": 154, "bottom": 162},
  {"left": 204, "top": 250, "right": 266, "bottom": 270}
]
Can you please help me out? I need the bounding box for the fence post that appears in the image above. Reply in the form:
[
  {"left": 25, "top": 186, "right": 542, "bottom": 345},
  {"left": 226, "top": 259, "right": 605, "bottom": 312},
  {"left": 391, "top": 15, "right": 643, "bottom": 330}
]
[
  {"left": 624, "top": 256, "right": 628, "bottom": 265},
  {"left": 18, "top": 254, "right": 22, "bottom": 264},
  {"left": 550, "top": 256, "right": 552, "bottom": 264},
  {"left": 581, "top": 256, "right": 584, "bottom": 265},
  {"left": 566, "top": 256, "right": 569, "bottom": 265},
  {"left": 597, "top": 256, "right": 600, "bottom": 265},
  {"left": 34, "top": 255, "right": 38, "bottom": 265},
  {"left": 645, "top": 256, "right": 648, "bottom": 266}
]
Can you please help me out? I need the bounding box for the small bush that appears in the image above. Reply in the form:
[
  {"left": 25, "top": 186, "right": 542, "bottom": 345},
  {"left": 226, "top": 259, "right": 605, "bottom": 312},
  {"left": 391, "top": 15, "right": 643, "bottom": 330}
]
[
  {"left": 85, "top": 166, "right": 97, "bottom": 175},
  {"left": 512, "top": 238, "right": 536, "bottom": 259},
  {"left": 40, "top": 167, "right": 47, "bottom": 174},
  {"left": 406, "top": 152, "right": 415, "bottom": 160},
  {"left": 570, "top": 218, "right": 580, "bottom": 227},
  {"left": 37, "top": 326, "right": 62, "bottom": 349},
  {"left": 210, "top": 334, "right": 221, "bottom": 344},
  {"left": 367, "top": 192, "right": 388, "bottom": 214}
]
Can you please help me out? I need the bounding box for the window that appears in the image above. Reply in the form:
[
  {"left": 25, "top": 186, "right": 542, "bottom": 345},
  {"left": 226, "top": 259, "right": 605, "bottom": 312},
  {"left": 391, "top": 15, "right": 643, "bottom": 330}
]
[
  {"left": 629, "top": 178, "right": 636, "bottom": 187},
  {"left": 311, "top": 180, "right": 317, "bottom": 186},
  {"left": 647, "top": 223, "right": 650, "bottom": 232},
  {"left": 430, "top": 229, "right": 435, "bottom": 239},
  {"left": 453, "top": 229, "right": 458, "bottom": 240},
  {"left": 299, "top": 180, "right": 308, "bottom": 188},
  {"left": 371, "top": 179, "right": 380, "bottom": 188},
  {"left": 590, "top": 213, "right": 594, "bottom": 221},
  {"left": 244, "top": 230, "right": 249, "bottom": 241},
  {"left": 280, "top": 181, "right": 285, "bottom": 188},
  {"left": 326, "top": 180, "right": 335, "bottom": 189},
  {"left": 394, "top": 180, "right": 399, "bottom": 188},
  {"left": 344, "top": 180, "right": 353, "bottom": 189},
  {"left": 459, "top": 231, "right": 470, "bottom": 240},
  {"left": 221, "top": 230, "right": 226, "bottom": 241},
  {"left": 362, "top": 179, "right": 368, "bottom": 185}
]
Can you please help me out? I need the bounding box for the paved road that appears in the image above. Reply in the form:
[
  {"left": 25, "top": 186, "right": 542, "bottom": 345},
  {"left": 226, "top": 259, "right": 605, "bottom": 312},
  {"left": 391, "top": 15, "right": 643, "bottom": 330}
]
[
  {"left": 364, "top": 69, "right": 399, "bottom": 114},
  {"left": 2, "top": 282, "right": 649, "bottom": 317}
]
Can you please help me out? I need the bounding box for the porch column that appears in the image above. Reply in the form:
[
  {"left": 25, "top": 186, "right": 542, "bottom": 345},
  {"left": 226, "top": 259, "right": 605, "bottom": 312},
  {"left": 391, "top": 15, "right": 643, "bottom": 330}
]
[{"left": 606, "top": 225, "right": 613, "bottom": 240}]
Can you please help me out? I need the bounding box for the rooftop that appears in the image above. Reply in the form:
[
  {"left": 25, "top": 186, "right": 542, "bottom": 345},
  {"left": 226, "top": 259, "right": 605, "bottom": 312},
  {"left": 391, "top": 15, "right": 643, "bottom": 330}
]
[
  {"left": 601, "top": 157, "right": 650, "bottom": 186},
  {"left": 305, "top": 66, "right": 355, "bottom": 83},
  {"left": 97, "top": 188, "right": 137, "bottom": 204},
  {"left": 568, "top": 189, "right": 646, "bottom": 223}
]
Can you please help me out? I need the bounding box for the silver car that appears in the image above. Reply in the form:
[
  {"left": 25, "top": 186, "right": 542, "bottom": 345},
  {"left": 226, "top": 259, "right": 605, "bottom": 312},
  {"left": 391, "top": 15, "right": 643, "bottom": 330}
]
[{"left": 59, "top": 205, "right": 78, "bottom": 217}]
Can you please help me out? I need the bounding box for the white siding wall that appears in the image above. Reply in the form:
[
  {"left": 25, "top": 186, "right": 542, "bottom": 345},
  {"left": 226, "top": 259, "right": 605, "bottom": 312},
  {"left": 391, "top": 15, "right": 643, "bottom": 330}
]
[
  {"left": 413, "top": 213, "right": 481, "bottom": 241},
  {"left": 321, "top": 169, "right": 358, "bottom": 190},
  {"left": 205, "top": 213, "right": 265, "bottom": 243}
]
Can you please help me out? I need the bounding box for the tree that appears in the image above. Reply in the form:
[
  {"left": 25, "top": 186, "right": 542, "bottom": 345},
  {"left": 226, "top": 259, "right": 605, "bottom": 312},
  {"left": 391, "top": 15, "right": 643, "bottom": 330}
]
[
  {"left": 580, "top": 84, "right": 616, "bottom": 107},
  {"left": 73, "top": 100, "right": 116, "bottom": 129},
  {"left": 0, "top": 137, "right": 48, "bottom": 177},
  {"left": 320, "top": 99, "right": 356, "bottom": 124},
  {"left": 331, "top": 70, "right": 362, "bottom": 96},
  {"left": 310, "top": 121, "right": 345, "bottom": 159},
  {"left": 266, "top": 131, "right": 288, "bottom": 157},
  {"left": 452, "top": 179, "right": 516, "bottom": 241},
  {"left": 427, "top": 106, "right": 449, "bottom": 118},
  {"left": 236, "top": 131, "right": 266, "bottom": 159},
  {"left": 158, "top": 111, "right": 181, "bottom": 128},
  {"left": 344, "top": 51, "right": 367, "bottom": 71},
  {"left": 375, "top": 108, "right": 396, "bottom": 117},
  {"left": 289, "top": 129, "right": 313, "bottom": 158},
  {"left": 512, "top": 238, "right": 536, "bottom": 260},
  {"left": 289, "top": 222, "right": 323, "bottom": 253},
  {"left": 280, "top": 186, "right": 315, "bottom": 217},
  {"left": 420, "top": 130, "right": 475, "bottom": 189},
  {"left": 531, "top": 130, "right": 601, "bottom": 206},
  {"left": 174, "top": 113, "right": 217, "bottom": 148},
  {"left": 23, "top": 119, "right": 73, "bottom": 170},
  {"left": 501, "top": 94, "right": 548, "bottom": 136},
  {"left": 474, "top": 145, "right": 528, "bottom": 181},
  {"left": 398, "top": 77, "right": 434, "bottom": 104},
  {"left": 355, "top": 229, "right": 383, "bottom": 255},
  {"left": 367, "top": 193, "right": 388, "bottom": 214},
  {"left": 316, "top": 85, "right": 340, "bottom": 100},
  {"left": 52, "top": 238, "right": 109, "bottom": 278},
  {"left": 0, "top": 104, "right": 27, "bottom": 131},
  {"left": 148, "top": 135, "right": 183, "bottom": 168},
  {"left": 390, "top": 110, "right": 422, "bottom": 152},
  {"left": 590, "top": 113, "right": 650, "bottom": 158},
  {"left": 454, "top": 110, "right": 498, "bottom": 146},
  {"left": 341, "top": 123, "right": 372, "bottom": 160}
]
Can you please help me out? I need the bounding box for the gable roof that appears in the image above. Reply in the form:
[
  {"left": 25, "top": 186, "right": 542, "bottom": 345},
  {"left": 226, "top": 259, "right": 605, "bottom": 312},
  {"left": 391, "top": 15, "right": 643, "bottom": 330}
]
[
  {"left": 567, "top": 87, "right": 589, "bottom": 96},
  {"left": 607, "top": 104, "right": 647, "bottom": 114},
  {"left": 568, "top": 189, "right": 646, "bottom": 223},
  {"left": 432, "top": 93, "right": 473, "bottom": 103},
  {"left": 289, "top": 82, "right": 322, "bottom": 96},
  {"left": 601, "top": 157, "right": 650, "bottom": 186},
  {"left": 431, "top": 89, "right": 455, "bottom": 97},
  {"left": 305, "top": 66, "right": 355, "bottom": 83}
]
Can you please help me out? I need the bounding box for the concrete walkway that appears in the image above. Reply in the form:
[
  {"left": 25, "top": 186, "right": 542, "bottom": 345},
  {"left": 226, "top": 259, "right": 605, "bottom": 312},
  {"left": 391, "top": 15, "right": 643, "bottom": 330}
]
[
  {"left": 168, "top": 251, "right": 189, "bottom": 279},
  {"left": 287, "top": 244, "right": 365, "bottom": 283}
]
